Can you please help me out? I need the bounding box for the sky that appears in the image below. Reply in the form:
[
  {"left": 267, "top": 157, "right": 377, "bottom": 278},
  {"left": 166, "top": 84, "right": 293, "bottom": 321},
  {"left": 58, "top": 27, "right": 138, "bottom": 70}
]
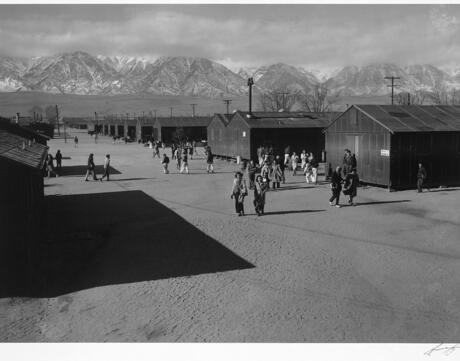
[{"left": 0, "top": 4, "right": 459, "bottom": 73}]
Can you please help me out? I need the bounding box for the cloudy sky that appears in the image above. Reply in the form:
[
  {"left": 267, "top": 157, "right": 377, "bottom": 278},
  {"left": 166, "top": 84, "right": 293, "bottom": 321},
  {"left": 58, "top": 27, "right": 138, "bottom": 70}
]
[{"left": 0, "top": 4, "right": 459, "bottom": 73}]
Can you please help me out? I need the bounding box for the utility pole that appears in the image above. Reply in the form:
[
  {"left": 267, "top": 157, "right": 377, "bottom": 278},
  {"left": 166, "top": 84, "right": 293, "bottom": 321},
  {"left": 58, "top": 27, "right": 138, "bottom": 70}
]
[
  {"left": 385, "top": 76, "right": 400, "bottom": 105},
  {"left": 247, "top": 77, "right": 254, "bottom": 113},
  {"left": 223, "top": 99, "right": 232, "bottom": 114},
  {"left": 56, "top": 105, "right": 60, "bottom": 136},
  {"left": 190, "top": 104, "right": 197, "bottom": 117},
  {"left": 153, "top": 109, "right": 157, "bottom": 122},
  {"left": 170, "top": 107, "right": 173, "bottom": 119}
]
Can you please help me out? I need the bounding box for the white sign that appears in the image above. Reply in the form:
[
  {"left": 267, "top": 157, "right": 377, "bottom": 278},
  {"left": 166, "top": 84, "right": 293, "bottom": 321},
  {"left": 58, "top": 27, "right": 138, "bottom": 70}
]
[
  {"left": 242, "top": 131, "right": 246, "bottom": 137},
  {"left": 380, "top": 149, "right": 390, "bottom": 157}
]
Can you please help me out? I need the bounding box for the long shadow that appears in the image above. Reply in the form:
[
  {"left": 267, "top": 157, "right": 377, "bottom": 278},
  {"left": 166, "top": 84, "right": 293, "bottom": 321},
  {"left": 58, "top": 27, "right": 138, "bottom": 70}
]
[
  {"left": 354, "top": 200, "right": 411, "bottom": 206},
  {"left": 1, "top": 190, "right": 254, "bottom": 298},
  {"left": 428, "top": 188, "right": 460, "bottom": 193},
  {"left": 261, "top": 209, "right": 325, "bottom": 216},
  {"left": 58, "top": 165, "right": 121, "bottom": 177},
  {"left": 111, "top": 177, "right": 153, "bottom": 181},
  {"left": 270, "top": 186, "right": 316, "bottom": 192}
]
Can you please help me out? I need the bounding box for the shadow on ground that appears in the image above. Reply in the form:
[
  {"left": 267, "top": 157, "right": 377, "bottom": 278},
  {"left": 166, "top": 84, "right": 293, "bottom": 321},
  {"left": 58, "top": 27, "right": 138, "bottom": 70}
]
[
  {"left": 58, "top": 165, "right": 121, "bottom": 177},
  {"left": 354, "top": 200, "right": 411, "bottom": 206},
  {"left": 1, "top": 190, "right": 254, "bottom": 298}
]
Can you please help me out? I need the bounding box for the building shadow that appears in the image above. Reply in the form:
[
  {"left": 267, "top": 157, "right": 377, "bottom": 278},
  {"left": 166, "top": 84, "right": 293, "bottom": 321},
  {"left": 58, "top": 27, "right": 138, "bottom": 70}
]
[
  {"left": 270, "top": 185, "right": 316, "bottom": 192},
  {"left": 58, "top": 165, "right": 121, "bottom": 177},
  {"left": 1, "top": 190, "right": 254, "bottom": 298},
  {"left": 111, "top": 177, "right": 153, "bottom": 181},
  {"left": 261, "top": 209, "right": 325, "bottom": 216}
]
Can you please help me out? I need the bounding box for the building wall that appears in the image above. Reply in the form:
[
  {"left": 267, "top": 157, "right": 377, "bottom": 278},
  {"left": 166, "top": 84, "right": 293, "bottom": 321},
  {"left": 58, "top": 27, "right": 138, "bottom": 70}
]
[
  {"left": 207, "top": 117, "right": 228, "bottom": 157},
  {"left": 224, "top": 114, "right": 251, "bottom": 160},
  {"left": 0, "top": 160, "right": 44, "bottom": 288},
  {"left": 325, "top": 107, "right": 391, "bottom": 187}
]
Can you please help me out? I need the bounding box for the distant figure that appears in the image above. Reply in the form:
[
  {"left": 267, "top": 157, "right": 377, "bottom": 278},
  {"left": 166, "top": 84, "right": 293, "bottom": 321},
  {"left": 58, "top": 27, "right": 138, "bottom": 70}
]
[
  {"left": 247, "top": 160, "right": 257, "bottom": 189},
  {"left": 260, "top": 161, "right": 270, "bottom": 185},
  {"left": 175, "top": 147, "right": 181, "bottom": 169},
  {"left": 253, "top": 175, "right": 268, "bottom": 216},
  {"left": 276, "top": 155, "right": 286, "bottom": 184},
  {"left": 84, "top": 153, "right": 99, "bottom": 181},
  {"left": 272, "top": 159, "right": 282, "bottom": 189},
  {"left": 309, "top": 153, "right": 319, "bottom": 184},
  {"left": 193, "top": 140, "right": 197, "bottom": 155},
  {"left": 74, "top": 136, "right": 79, "bottom": 148},
  {"left": 55, "top": 150, "right": 62, "bottom": 169},
  {"left": 206, "top": 147, "right": 214, "bottom": 173},
  {"left": 100, "top": 154, "right": 111, "bottom": 181},
  {"left": 180, "top": 149, "right": 189, "bottom": 174},
  {"left": 343, "top": 168, "right": 359, "bottom": 205},
  {"left": 304, "top": 161, "right": 314, "bottom": 184},
  {"left": 417, "top": 163, "right": 429, "bottom": 193},
  {"left": 329, "top": 166, "right": 343, "bottom": 208},
  {"left": 153, "top": 142, "right": 160, "bottom": 158},
  {"left": 45, "top": 154, "right": 58, "bottom": 178},
  {"left": 284, "top": 146, "right": 291, "bottom": 169},
  {"left": 230, "top": 171, "right": 247, "bottom": 216},
  {"left": 291, "top": 152, "right": 299, "bottom": 176},
  {"left": 301, "top": 150, "right": 307, "bottom": 170},
  {"left": 161, "top": 154, "right": 170, "bottom": 174}
]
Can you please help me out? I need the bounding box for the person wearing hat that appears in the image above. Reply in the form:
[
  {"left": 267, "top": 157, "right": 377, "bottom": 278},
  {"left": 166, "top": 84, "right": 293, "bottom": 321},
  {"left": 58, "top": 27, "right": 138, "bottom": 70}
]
[{"left": 100, "top": 154, "right": 111, "bottom": 181}]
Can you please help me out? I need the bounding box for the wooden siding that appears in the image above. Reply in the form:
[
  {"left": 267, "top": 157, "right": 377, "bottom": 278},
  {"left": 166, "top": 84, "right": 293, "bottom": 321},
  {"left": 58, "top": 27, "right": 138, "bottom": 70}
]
[
  {"left": 224, "top": 113, "right": 251, "bottom": 160},
  {"left": 325, "top": 107, "right": 391, "bottom": 187},
  {"left": 207, "top": 117, "right": 228, "bottom": 157}
]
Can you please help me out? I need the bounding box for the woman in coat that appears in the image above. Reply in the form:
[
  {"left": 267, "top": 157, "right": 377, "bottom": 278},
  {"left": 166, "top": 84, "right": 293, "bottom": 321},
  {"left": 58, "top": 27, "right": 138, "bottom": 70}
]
[
  {"left": 253, "top": 175, "right": 268, "bottom": 216},
  {"left": 343, "top": 168, "right": 359, "bottom": 205},
  {"left": 329, "top": 166, "right": 343, "bottom": 208}
]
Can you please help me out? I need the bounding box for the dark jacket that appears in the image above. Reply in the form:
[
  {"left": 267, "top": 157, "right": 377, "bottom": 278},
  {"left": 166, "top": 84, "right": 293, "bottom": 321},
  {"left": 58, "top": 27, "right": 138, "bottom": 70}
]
[
  {"left": 417, "top": 166, "right": 427, "bottom": 180},
  {"left": 331, "top": 171, "right": 343, "bottom": 190}
]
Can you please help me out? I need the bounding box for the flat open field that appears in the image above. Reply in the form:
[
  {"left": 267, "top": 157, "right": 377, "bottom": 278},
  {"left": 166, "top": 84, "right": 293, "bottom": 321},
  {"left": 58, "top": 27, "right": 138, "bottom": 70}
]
[
  {"left": 1, "top": 129, "right": 460, "bottom": 342},
  {"left": 0, "top": 92, "right": 389, "bottom": 118}
]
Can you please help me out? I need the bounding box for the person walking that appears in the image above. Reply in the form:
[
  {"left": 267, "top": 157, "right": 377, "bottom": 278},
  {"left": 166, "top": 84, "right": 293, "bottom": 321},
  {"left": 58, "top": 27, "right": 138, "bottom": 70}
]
[
  {"left": 175, "top": 147, "right": 181, "bottom": 170},
  {"left": 161, "top": 154, "right": 170, "bottom": 174},
  {"left": 253, "top": 175, "right": 268, "bottom": 216},
  {"left": 301, "top": 150, "right": 307, "bottom": 170},
  {"left": 342, "top": 149, "right": 352, "bottom": 177},
  {"left": 304, "top": 161, "right": 314, "bottom": 183},
  {"left": 84, "top": 153, "right": 99, "bottom": 181},
  {"left": 417, "top": 163, "right": 429, "bottom": 193},
  {"left": 74, "top": 136, "right": 79, "bottom": 148},
  {"left": 247, "top": 160, "right": 258, "bottom": 190},
  {"left": 343, "top": 168, "right": 359, "bottom": 205},
  {"left": 260, "top": 161, "right": 270, "bottom": 185},
  {"left": 276, "top": 155, "right": 286, "bottom": 184},
  {"left": 153, "top": 142, "right": 160, "bottom": 158},
  {"left": 284, "top": 146, "right": 291, "bottom": 170},
  {"left": 206, "top": 147, "right": 214, "bottom": 173},
  {"left": 309, "top": 153, "right": 319, "bottom": 184},
  {"left": 180, "top": 149, "right": 189, "bottom": 174},
  {"left": 329, "top": 166, "right": 343, "bottom": 208},
  {"left": 100, "top": 154, "right": 111, "bottom": 181},
  {"left": 230, "top": 171, "right": 247, "bottom": 216},
  {"left": 45, "top": 154, "right": 59, "bottom": 178},
  {"left": 55, "top": 150, "right": 62, "bottom": 170},
  {"left": 291, "top": 152, "right": 299, "bottom": 176},
  {"left": 272, "top": 159, "right": 282, "bottom": 189}
]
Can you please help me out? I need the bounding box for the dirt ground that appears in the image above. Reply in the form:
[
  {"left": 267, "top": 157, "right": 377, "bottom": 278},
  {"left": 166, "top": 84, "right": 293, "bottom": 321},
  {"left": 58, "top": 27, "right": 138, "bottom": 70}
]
[{"left": 1, "top": 129, "right": 460, "bottom": 342}]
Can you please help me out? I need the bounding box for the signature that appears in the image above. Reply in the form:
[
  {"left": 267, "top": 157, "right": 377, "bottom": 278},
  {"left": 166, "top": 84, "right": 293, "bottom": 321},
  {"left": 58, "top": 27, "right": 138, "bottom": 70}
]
[{"left": 425, "top": 344, "right": 460, "bottom": 356}]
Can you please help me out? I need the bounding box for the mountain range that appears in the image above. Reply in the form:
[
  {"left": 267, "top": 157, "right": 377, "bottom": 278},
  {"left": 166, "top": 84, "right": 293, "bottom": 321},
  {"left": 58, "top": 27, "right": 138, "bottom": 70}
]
[{"left": 1, "top": 51, "right": 460, "bottom": 98}]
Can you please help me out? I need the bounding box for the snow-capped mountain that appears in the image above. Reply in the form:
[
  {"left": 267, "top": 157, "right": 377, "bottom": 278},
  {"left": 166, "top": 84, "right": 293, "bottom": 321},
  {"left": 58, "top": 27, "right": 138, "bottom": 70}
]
[{"left": 0, "top": 51, "right": 459, "bottom": 97}]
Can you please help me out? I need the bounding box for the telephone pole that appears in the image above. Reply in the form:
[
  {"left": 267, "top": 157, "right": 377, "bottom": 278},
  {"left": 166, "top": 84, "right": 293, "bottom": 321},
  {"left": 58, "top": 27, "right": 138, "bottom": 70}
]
[
  {"left": 190, "top": 104, "right": 197, "bottom": 117},
  {"left": 55, "top": 105, "right": 60, "bottom": 136},
  {"left": 247, "top": 77, "right": 254, "bottom": 113},
  {"left": 385, "top": 76, "right": 400, "bottom": 105},
  {"left": 223, "top": 99, "right": 232, "bottom": 114},
  {"left": 170, "top": 107, "right": 174, "bottom": 119}
]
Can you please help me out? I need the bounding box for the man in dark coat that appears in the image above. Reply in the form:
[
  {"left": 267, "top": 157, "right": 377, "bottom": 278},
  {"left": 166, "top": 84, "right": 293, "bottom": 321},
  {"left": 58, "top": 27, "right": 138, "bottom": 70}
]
[{"left": 417, "top": 163, "right": 429, "bottom": 193}]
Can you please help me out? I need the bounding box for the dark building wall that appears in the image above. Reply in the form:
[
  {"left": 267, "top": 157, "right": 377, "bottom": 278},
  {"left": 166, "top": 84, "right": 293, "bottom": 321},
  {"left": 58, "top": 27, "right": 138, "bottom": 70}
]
[
  {"left": 325, "top": 107, "right": 391, "bottom": 187},
  {"left": 0, "top": 160, "right": 44, "bottom": 288},
  {"left": 160, "top": 126, "right": 207, "bottom": 143},
  {"left": 390, "top": 132, "right": 460, "bottom": 188}
]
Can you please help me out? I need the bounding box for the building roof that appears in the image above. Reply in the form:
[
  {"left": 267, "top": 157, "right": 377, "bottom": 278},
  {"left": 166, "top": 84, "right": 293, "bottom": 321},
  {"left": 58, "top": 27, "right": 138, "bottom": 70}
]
[
  {"left": 0, "top": 129, "right": 48, "bottom": 169},
  {"left": 212, "top": 113, "right": 233, "bottom": 126},
  {"left": 155, "top": 116, "right": 212, "bottom": 128},
  {"left": 0, "top": 119, "right": 50, "bottom": 142},
  {"left": 234, "top": 111, "right": 337, "bottom": 129},
  {"left": 353, "top": 105, "right": 460, "bottom": 133}
]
